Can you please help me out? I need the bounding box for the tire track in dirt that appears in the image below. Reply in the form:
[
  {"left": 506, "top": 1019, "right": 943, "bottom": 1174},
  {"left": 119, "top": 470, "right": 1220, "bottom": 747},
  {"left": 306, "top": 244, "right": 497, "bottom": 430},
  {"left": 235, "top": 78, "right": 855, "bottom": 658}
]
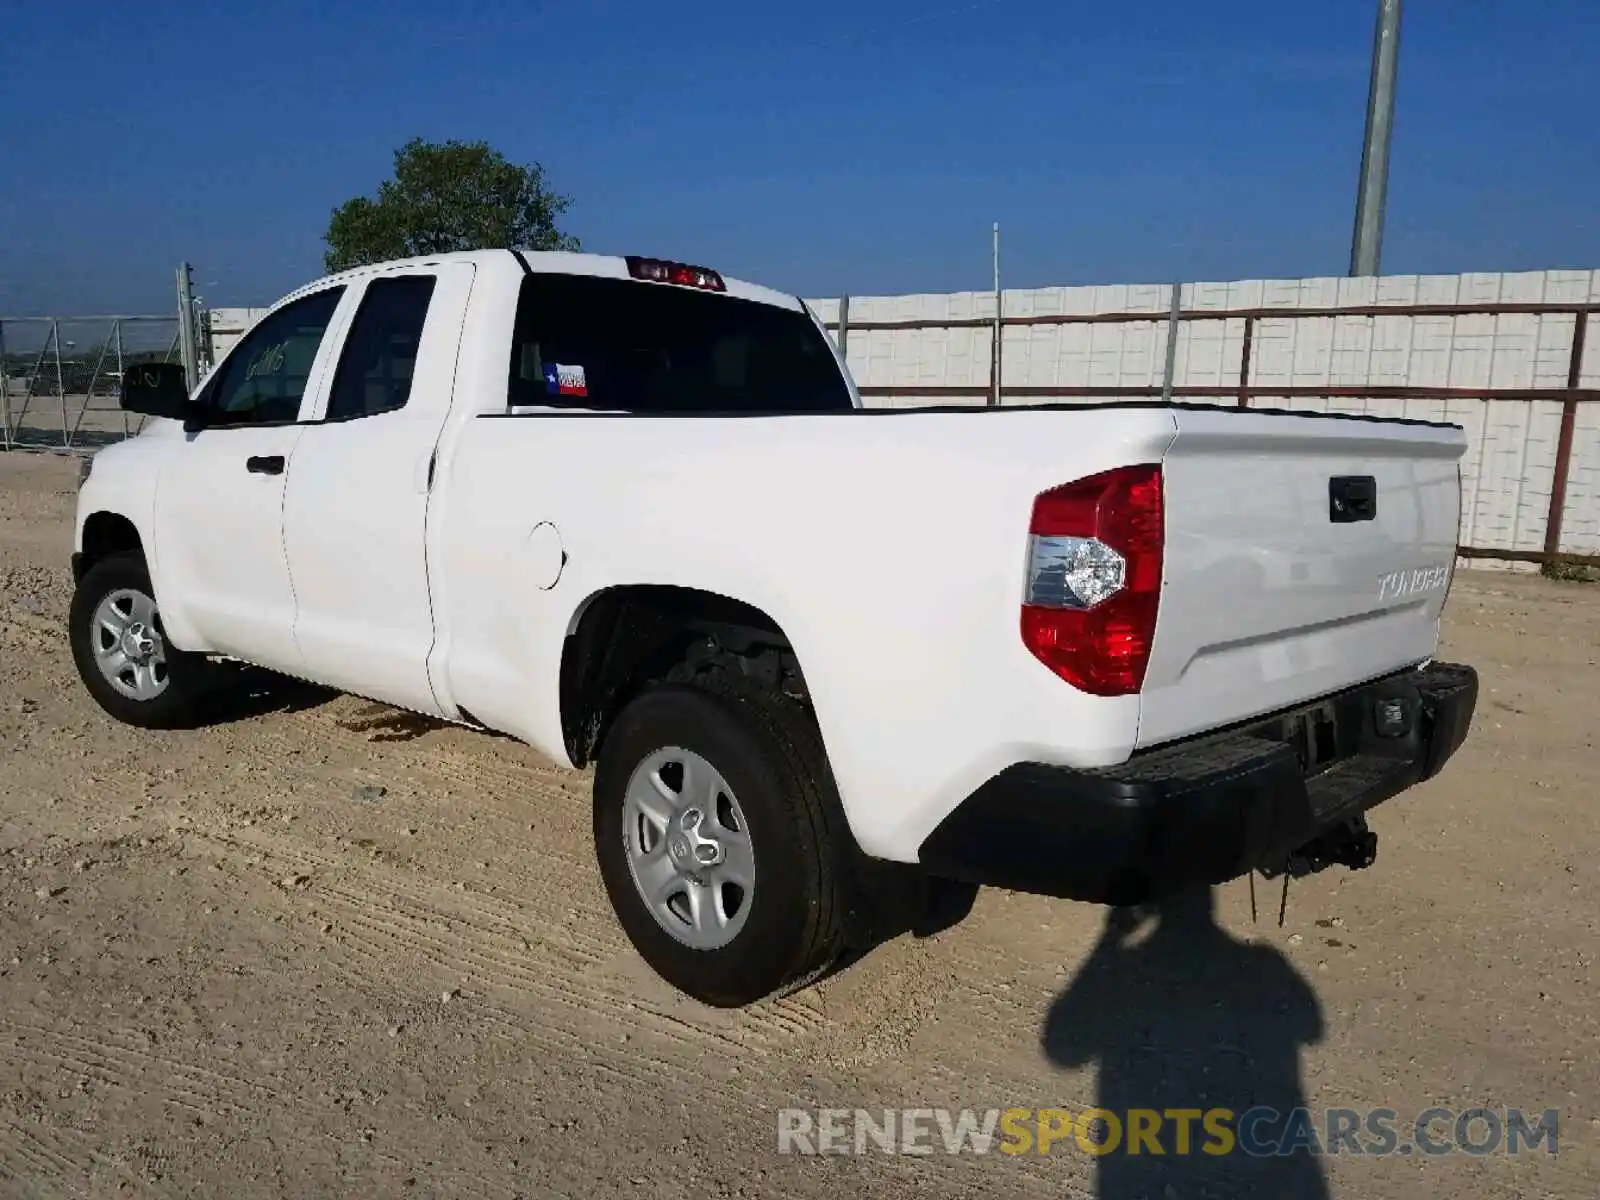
[
  {"left": 0, "top": 1119, "right": 77, "bottom": 1189},
  {"left": 10, "top": 555, "right": 915, "bottom": 1075},
  {"left": 12, "top": 603, "right": 1097, "bottom": 1152},
  {"left": 281, "top": 703, "right": 600, "bottom": 859},
  {"left": 187, "top": 704, "right": 841, "bottom": 1057},
  {"left": 183, "top": 822, "right": 829, "bottom": 1066},
  {"left": 0, "top": 1019, "right": 272, "bottom": 1120},
  {"left": 0, "top": 1115, "right": 174, "bottom": 1199},
  {"left": 21, "top": 640, "right": 841, "bottom": 1077},
  {"left": 3, "top": 607, "right": 1011, "bottom": 1087},
  {"left": 192, "top": 823, "right": 618, "bottom": 973}
]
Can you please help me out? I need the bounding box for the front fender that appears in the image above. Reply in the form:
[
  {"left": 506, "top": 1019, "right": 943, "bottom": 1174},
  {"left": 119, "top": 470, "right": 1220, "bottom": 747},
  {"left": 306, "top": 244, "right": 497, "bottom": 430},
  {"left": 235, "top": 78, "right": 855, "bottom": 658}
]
[{"left": 73, "top": 429, "right": 205, "bottom": 652}]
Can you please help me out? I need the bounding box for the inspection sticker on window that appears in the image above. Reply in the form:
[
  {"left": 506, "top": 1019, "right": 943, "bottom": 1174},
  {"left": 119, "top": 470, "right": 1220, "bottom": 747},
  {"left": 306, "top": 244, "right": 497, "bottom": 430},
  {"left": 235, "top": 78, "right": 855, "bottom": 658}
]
[{"left": 544, "top": 363, "right": 588, "bottom": 398}]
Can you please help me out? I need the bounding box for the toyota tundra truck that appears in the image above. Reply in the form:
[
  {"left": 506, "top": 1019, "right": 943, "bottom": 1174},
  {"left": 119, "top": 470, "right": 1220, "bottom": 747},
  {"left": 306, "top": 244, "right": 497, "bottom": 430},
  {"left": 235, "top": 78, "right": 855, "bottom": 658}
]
[{"left": 71, "top": 249, "right": 1478, "bottom": 1006}]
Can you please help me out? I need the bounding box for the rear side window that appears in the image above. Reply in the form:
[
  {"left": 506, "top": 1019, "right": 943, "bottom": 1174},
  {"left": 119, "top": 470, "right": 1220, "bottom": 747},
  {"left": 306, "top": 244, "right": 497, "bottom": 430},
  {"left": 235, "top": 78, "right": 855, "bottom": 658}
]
[
  {"left": 507, "top": 273, "right": 851, "bottom": 414},
  {"left": 326, "top": 275, "right": 437, "bottom": 421}
]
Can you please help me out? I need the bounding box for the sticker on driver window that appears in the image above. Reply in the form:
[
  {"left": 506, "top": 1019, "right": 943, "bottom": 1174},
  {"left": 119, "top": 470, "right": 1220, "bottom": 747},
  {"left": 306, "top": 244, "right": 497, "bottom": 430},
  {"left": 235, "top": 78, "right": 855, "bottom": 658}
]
[{"left": 544, "top": 363, "right": 588, "bottom": 397}]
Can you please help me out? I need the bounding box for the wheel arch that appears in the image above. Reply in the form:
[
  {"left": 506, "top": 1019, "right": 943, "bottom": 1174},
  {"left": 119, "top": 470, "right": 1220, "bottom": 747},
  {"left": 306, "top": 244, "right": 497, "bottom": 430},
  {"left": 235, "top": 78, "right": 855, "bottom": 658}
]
[
  {"left": 561, "top": 583, "right": 918, "bottom": 959},
  {"left": 75, "top": 511, "right": 145, "bottom": 582},
  {"left": 557, "top": 584, "right": 811, "bottom": 769}
]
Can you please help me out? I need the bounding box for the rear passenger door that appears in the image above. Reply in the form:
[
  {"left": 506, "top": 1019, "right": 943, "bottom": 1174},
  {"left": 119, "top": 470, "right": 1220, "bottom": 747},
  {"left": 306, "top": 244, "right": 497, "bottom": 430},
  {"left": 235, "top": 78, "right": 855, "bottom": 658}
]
[{"left": 282, "top": 261, "right": 475, "bottom": 714}]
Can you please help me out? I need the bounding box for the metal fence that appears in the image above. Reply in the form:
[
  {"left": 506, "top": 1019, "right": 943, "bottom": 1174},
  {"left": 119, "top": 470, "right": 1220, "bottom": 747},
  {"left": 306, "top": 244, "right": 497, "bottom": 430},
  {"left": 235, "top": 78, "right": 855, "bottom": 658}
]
[
  {"left": 7, "top": 272, "right": 1594, "bottom": 570},
  {"left": 822, "top": 285, "right": 1600, "bottom": 570},
  {"left": 0, "top": 315, "right": 182, "bottom": 452}
]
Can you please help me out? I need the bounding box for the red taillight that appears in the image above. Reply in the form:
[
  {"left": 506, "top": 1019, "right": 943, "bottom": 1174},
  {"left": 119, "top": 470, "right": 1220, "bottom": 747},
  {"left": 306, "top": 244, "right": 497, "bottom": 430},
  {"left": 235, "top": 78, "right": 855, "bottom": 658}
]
[
  {"left": 625, "top": 255, "right": 726, "bottom": 292},
  {"left": 1020, "top": 464, "right": 1164, "bottom": 696}
]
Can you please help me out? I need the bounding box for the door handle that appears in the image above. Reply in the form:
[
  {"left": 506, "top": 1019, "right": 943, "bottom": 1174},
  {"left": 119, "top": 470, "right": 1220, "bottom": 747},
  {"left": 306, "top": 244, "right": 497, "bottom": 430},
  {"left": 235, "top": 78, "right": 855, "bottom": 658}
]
[{"left": 246, "top": 455, "right": 286, "bottom": 476}]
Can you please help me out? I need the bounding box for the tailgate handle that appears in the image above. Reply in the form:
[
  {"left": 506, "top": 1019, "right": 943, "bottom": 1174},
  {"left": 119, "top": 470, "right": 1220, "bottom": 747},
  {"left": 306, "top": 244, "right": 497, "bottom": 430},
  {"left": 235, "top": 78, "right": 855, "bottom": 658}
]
[{"left": 1329, "top": 475, "right": 1377, "bottom": 523}]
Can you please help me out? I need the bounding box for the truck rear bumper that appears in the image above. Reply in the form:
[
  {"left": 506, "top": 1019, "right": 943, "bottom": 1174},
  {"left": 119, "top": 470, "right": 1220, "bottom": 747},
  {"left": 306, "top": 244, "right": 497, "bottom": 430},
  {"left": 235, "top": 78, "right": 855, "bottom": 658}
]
[{"left": 916, "top": 662, "right": 1477, "bottom": 904}]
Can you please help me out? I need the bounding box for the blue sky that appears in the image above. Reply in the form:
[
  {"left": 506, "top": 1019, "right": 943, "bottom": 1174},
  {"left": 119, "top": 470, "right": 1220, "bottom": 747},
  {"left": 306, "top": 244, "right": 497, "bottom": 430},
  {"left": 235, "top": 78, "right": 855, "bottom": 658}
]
[{"left": 1, "top": 0, "right": 1596, "bottom": 314}]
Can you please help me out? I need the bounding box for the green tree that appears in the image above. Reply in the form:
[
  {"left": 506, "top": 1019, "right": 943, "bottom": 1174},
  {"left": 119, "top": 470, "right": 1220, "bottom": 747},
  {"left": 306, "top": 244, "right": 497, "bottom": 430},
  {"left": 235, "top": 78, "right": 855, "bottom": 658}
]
[{"left": 324, "top": 137, "right": 578, "bottom": 272}]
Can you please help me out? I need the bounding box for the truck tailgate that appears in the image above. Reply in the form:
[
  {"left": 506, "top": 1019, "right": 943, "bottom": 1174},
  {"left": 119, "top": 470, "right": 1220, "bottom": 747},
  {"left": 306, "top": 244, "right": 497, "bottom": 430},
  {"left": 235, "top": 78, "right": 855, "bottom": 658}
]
[{"left": 1138, "top": 408, "right": 1466, "bottom": 748}]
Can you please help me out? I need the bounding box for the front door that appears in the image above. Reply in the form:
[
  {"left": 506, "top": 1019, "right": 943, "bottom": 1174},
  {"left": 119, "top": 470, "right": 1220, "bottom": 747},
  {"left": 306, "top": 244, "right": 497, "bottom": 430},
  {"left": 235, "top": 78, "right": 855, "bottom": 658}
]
[{"left": 153, "top": 286, "right": 348, "bottom": 671}]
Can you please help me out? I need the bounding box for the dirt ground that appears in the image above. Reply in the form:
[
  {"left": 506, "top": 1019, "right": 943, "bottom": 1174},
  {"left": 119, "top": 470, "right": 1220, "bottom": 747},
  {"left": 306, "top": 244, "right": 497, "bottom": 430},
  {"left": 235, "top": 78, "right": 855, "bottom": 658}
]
[{"left": 1, "top": 450, "right": 1595, "bottom": 1199}]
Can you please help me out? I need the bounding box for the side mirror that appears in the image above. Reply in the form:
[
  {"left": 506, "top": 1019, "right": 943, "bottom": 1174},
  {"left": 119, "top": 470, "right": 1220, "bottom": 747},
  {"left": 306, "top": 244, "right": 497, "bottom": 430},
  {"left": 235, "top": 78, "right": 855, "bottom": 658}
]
[{"left": 119, "top": 362, "right": 192, "bottom": 421}]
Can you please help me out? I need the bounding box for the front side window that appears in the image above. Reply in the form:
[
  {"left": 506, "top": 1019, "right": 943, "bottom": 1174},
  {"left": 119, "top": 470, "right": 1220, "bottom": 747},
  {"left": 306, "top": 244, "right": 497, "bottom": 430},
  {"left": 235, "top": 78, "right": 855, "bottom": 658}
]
[
  {"left": 507, "top": 274, "right": 852, "bottom": 414},
  {"left": 204, "top": 288, "right": 344, "bottom": 427},
  {"left": 326, "top": 275, "right": 437, "bottom": 421}
]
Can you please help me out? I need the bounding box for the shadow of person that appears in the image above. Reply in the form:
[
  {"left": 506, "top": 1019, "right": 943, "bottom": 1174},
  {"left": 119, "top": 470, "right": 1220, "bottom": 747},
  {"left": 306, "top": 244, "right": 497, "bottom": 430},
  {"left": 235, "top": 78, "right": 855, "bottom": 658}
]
[{"left": 1041, "top": 887, "right": 1329, "bottom": 1199}]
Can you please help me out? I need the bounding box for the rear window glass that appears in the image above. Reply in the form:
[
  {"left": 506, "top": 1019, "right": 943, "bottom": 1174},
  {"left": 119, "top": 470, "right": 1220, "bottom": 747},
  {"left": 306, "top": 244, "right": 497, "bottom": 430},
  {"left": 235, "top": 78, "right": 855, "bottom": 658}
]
[
  {"left": 507, "top": 273, "right": 851, "bottom": 414},
  {"left": 326, "top": 275, "right": 437, "bottom": 421}
]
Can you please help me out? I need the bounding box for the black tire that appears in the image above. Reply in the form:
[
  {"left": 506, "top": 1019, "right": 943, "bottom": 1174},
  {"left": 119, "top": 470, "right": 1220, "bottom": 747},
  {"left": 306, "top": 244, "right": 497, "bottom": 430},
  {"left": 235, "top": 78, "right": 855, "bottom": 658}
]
[
  {"left": 593, "top": 680, "right": 846, "bottom": 1007},
  {"left": 69, "top": 551, "right": 213, "bottom": 729}
]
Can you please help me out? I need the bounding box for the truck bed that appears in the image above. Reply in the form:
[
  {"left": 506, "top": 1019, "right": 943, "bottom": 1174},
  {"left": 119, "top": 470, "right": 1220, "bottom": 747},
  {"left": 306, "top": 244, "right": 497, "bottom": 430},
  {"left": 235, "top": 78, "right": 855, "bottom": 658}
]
[{"left": 436, "top": 401, "right": 1465, "bottom": 862}]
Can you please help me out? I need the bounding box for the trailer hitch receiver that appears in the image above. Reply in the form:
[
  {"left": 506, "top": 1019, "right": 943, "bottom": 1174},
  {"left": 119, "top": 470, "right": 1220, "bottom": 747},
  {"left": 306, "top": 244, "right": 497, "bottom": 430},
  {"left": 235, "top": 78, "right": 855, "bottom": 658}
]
[{"left": 1263, "top": 816, "right": 1379, "bottom": 880}]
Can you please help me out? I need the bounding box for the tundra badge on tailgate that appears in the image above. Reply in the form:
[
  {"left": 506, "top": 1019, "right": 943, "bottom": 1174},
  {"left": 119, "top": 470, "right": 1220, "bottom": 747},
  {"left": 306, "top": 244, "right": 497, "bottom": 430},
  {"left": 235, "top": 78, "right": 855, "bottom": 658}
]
[{"left": 1377, "top": 564, "right": 1451, "bottom": 603}]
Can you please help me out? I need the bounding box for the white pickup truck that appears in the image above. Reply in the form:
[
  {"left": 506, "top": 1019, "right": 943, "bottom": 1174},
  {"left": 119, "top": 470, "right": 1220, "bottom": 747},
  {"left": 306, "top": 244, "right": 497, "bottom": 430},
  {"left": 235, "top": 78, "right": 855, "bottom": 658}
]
[{"left": 73, "top": 249, "right": 1477, "bottom": 1005}]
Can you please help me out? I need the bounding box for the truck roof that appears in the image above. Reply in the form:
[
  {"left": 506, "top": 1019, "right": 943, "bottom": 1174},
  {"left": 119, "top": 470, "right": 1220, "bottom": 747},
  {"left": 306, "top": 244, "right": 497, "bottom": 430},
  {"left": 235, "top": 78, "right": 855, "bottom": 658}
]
[{"left": 290, "top": 249, "right": 803, "bottom": 313}]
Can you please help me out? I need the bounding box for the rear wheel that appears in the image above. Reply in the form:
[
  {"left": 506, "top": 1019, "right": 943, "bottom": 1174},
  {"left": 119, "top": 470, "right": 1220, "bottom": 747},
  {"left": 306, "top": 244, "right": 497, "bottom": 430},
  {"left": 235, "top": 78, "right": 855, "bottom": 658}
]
[
  {"left": 593, "top": 681, "right": 845, "bottom": 1007},
  {"left": 69, "top": 552, "right": 212, "bottom": 728}
]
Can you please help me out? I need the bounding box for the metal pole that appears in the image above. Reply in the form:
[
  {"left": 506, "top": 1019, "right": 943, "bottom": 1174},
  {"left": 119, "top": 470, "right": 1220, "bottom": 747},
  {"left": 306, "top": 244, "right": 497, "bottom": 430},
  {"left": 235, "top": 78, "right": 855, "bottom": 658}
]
[
  {"left": 115, "top": 322, "right": 130, "bottom": 438},
  {"left": 1544, "top": 310, "right": 1589, "bottom": 562},
  {"left": 836, "top": 294, "right": 850, "bottom": 362},
  {"left": 13, "top": 330, "right": 45, "bottom": 438},
  {"left": 1160, "top": 282, "right": 1182, "bottom": 404},
  {"left": 1350, "top": 0, "right": 1404, "bottom": 276},
  {"left": 73, "top": 327, "right": 113, "bottom": 446},
  {"left": 176, "top": 263, "right": 199, "bottom": 392},
  {"left": 0, "top": 320, "right": 10, "bottom": 450},
  {"left": 990, "top": 222, "right": 1002, "bottom": 407},
  {"left": 52, "top": 320, "right": 67, "bottom": 448},
  {"left": 198, "top": 305, "right": 213, "bottom": 375},
  {"left": 1237, "top": 315, "right": 1255, "bottom": 408}
]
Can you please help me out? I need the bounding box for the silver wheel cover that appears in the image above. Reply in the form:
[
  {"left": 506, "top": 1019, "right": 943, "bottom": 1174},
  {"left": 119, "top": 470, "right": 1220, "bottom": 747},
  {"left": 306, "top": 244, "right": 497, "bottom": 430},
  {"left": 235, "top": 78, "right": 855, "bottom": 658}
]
[
  {"left": 90, "top": 587, "right": 170, "bottom": 701},
  {"left": 622, "top": 746, "right": 756, "bottom": 950}
]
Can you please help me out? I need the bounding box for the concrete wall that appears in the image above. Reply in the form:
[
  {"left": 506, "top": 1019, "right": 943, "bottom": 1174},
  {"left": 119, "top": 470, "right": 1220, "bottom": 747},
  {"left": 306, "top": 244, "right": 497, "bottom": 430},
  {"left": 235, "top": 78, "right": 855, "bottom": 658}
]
[
  {"left": 809, "top": 269, "right": 1600, "bottom": 566},
  {"left": 207, "top": 307, "right": 268, "bottom": 365}
]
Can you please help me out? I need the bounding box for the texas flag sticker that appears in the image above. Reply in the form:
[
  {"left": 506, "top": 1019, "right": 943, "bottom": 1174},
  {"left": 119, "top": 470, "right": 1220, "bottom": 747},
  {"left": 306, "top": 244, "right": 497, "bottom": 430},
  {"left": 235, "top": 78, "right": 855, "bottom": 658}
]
[{"left": 544, "top": 362, "right": 588, "bottom": 398}]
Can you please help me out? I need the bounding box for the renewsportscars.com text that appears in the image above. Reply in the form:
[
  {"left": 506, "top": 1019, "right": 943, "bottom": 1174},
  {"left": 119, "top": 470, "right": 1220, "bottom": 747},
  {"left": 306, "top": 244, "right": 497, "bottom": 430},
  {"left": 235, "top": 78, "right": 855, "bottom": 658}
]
[{"left": 776, "top": 1106, "right": 1559, "bottom": 1158}]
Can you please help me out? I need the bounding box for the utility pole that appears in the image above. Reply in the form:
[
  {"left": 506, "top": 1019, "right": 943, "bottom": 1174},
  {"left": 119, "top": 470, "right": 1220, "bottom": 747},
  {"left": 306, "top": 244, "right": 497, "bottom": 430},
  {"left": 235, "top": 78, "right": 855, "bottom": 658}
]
[{"left": 1350, "top": 0, "right": 1403, "bottom": 276}]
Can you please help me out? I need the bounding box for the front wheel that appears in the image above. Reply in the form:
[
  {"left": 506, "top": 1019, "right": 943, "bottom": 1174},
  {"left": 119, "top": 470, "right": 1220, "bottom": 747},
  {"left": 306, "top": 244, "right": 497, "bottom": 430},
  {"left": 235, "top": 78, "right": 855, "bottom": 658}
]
[
  {"left": 69, "top": 551, "right": 213, "bottom": 729},
  {"left": 593, "top": 681, "right": 846, "bottom": 1007}
]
